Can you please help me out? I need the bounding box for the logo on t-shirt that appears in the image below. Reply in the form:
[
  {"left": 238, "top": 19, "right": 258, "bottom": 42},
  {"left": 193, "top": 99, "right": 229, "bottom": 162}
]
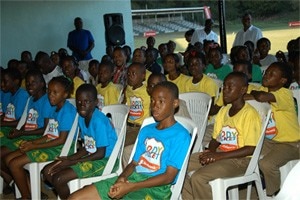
[
  {"left": 265, "top": 112, "right": 277, "bottom": 139},
  {"left": 4, "top": 103, "right": 16, "bottom": 121},
  {"left": 206, "top": 73, "right": 218, "bottom": 80},
  {"left": 216, "top": 125, "right": 239, "bottom": 152},
  {"left": 136, "top": 138, "right": 164, "bottom": 173},
  {"left": 84, "top": 135, "right": 96, "bottom": 154},
  {"left": 24, "top": 108, "right": 39, "bottom": 131},
  {"left": 129, "top": 96, "right": 144, "bottom": 121},
  {"left": 44, "top": 119, "right": 59, "bottom": 140}
]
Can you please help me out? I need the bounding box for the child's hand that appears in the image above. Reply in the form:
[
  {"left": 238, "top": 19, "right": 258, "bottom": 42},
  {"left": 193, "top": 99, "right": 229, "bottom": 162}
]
[
  {"left": 8, "top": 129, "right": 22, "bottom": 139},
  {"left": 19, "top": 141, "right": 34, "bottom": 152},
  {"left": 108, "top": 181, "right": 133, "bottom": 199},
  {"left": 198, "top": 151, "right": 221, "bottom": 165}
]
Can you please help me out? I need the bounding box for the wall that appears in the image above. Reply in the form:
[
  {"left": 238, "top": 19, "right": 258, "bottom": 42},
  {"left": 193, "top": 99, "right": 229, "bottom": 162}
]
[{"left": 0, "top": 0, "right": 133, "bottom": 67}]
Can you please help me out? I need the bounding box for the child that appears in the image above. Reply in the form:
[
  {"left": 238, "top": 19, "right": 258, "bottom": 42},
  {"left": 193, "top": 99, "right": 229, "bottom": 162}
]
[
  {"left": 0, "top": 69, "right": 55, "bottom": 192},
  {"left": 42, "top": 84, "right": 117, "bottom": 199},
  {"left": 17, "top": 61, "right": 29, "bottom": 89},
  {"left": 88, "top": 59, "right": 99, "bottom": 86},
  {"left": 145, "top": 48, "right": 163, "bottom": 74},
  {"left": 163, "top": 53, "right": 191, "bottom": 93},
  {"left": 69, "top": 81, "right": 191, "bottom": 200},
  {"left": 112, "top": 46, "right": 128, "bottom": 88},
  {"left": 96, "top": 61, "right": 121, "bottom": 110},
  {"left": 146, "top": 36, "right": 155, "bottom": 49},
  {"left": 249, "top": 62, "right": 300, "bottom": 197},
  {"left": 255, "top": 37, "right": 277, "bottom": 67},
  {"left": 204, "top": 46, "right": 232, "bottom": 81},
  {"left": 182, "top": 72, "right": 261, "bottom": 199},
  {"left": 4, "top": 76, "right": 77, "bottom": 199},
  {"left": 61, "top": 56, "right": 85, "bottom": 98},
  {"left": 124, "top": 62, "right": 150, "bottom": 146},
  {"left": 185, "top": 51, "right": 218, "bottom": 103},
  {"left": 0, "top": 68, "right": 29, "bottom": 127}
]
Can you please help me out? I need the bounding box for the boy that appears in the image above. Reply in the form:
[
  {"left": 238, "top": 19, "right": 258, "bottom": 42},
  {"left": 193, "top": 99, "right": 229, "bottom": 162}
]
[
  {"left": 124, "top": 62, "right": 150, "bottom": 146},
  {"left": 69, "top": 81, "right": 191, "bottom": 200},
  {"left": 88, "top": 59, "right": 99, "bottom": 86},
  {"left": 182, "top": 72, "right": 261, "bottom": 199},
  {"left": 42, "top": 84, "right": 117, "bottom": 199}
]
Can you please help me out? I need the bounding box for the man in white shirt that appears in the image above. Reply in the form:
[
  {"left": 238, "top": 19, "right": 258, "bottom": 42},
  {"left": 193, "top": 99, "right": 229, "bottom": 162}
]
[
  {"left": 191, "top": 19, "right": 218, "bottom": 45},
  {"left": 233, "top": 13, "right": 262, "bottom": 48}
]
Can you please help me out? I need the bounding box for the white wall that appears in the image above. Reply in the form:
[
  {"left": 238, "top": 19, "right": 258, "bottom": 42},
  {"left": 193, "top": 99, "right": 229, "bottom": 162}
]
[{"left": 0, "top": 0, "right": 133, "bottom": 67}]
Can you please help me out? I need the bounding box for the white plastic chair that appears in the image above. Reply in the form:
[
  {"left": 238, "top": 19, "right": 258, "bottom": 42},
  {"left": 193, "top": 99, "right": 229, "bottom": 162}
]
[
  {"left": 70, "top": 116, "right": 197, "bottom": 199},
  {"left": 279, "top": 159, "right": 300, "bottom": 188},
  {"left": 275, "top": 160, "right": 300, "bottom": 200},
  {"left": 179, "top": 92, "right": 212, "bottom": 153},
  {"left": 115, "top": 84, "right": 124, "bottom": 104},
  {"left": 208, "top": 100, "right": 271, "bottom": 200},
  {"left": 15, "top": 113, "right": 79, "bottom": 199},
  {"left": 68, "top": 104, "right": 129, "bottom": 194},
  {"left": 213, "top": 78, "right": 223, "bottom": 99}
]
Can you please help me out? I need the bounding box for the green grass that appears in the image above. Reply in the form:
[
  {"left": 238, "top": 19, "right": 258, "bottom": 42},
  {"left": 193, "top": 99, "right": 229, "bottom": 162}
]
[{"left": 134, "top": 21, "right": 300, "bottom": 55}]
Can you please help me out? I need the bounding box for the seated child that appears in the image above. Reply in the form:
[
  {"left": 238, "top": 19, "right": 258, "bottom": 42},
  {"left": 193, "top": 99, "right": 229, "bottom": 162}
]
[
  {"left": 1, "top": 68, "right": 29, "bottom": 127},
  {"left": 255, "top": 37, "right": 277, "bottom": 67},
  {"left": 96, "top": 61, "right": 121, "bottom": 110},
  {"left": 68, "top": 81, "right": 191, "bottom": 200},
  {"left": 182, "top": 72, "right": 261, "bottom": 199},
  {"left": 61, "top": 56, "right": 85, "bottom": 98},
  {"left": 4, "top": 76, "right": 77, "bottom": 199},
  {"left": 204, "top": 46, "right": 232, "bottom": 81},
  {"left": 124, "top": 62, "right": 150, "bottom": 146},
  {"left": 0, "top": 69, "right": 55, "bottom": 193},
  {"left": 88, "top": 59, "right": 99, "bottom": 86},
  {"left": 249, "top": 62, "right": 300, "bottom": 197},
  {"left": 163, "top": 53, "right": 191, "bottom": 93},
  {"left": 112, "top": 47, "right": 128, "bottom": 88},
  {"left": 185, "top": 51, "right": 219, "bottom": 103},
  {"left": 42, "top": 84, "right": 117, "bottom": 199}
]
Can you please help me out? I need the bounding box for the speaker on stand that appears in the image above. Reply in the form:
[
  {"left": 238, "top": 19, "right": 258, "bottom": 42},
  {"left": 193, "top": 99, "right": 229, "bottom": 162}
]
[{"left": 103, "top": 13, "right": 125, "bottom": 46}]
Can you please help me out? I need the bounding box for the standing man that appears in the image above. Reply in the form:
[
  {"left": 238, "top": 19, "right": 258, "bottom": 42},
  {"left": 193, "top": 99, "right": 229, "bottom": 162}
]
[
  {"left": 233, "top": 13, "right": 263, "bottom": 48},
  {"left": 191, "top": 19, "right": 218, "bottom": 45},
  {"left": 67, "top": 17, "right": 95, "bottom": 71}
]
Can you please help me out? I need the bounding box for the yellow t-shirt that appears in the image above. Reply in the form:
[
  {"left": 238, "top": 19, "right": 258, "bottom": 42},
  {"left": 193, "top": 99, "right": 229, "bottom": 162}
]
[
  {"left": 213, "top": 103, "right": 261, "bottom": 152},
  {"left": 96, "top": 82, "right": 121, "bottom": 110},
  {"left": 167, "top": 73, "right": 191, "bottom": 94},
  {"left": 216, "top": 83, "right": 260, "bottom": 107},
  {"left": 265, "top": 87, "right": 300, "bottom": 142},
  {"left": 185, "top": 74, "right": 219, "bottom": 98},
  {"left": 71, "top": 76, "right": 85, "bottom": 98},
  {"left": 126, "top": 84, "right": 150, "bottom": 125}
]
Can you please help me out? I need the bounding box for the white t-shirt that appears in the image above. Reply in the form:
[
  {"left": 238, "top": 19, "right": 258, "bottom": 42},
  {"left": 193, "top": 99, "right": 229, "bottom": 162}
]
[
  {"left": 233, "top": 25, "right": 263, "bottom": 48},
  {"left": 191, "top": 28, "right": 218, "bottom": 45}
]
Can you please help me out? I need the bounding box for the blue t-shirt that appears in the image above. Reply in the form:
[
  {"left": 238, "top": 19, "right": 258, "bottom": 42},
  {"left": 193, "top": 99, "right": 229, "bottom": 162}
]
[
  {"left": 44, "top": 100, "right": 77, "bottom": 140},
  {"left": 6, "top": 88, "right": 29, "bottom": 120},
  {"left": 25, "top": 94, "right": 56, "bottom": 130},
  {"left": 78, "top": 108, "right": 117, "bottom": 157},
  {"left": 0, "top": 90, "right": 11, "bottom": 115},
  {"left": 67, "top": 29, "right": 94, "bottom": 61},
  {"left": 133, "top": 122, "right": 191, "bottom": 184}
]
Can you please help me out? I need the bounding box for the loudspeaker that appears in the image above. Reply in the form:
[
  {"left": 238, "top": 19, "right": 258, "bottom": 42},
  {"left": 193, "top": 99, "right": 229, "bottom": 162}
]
[{"left": 104, "top": 13, "right": 125, "bottom": 46}]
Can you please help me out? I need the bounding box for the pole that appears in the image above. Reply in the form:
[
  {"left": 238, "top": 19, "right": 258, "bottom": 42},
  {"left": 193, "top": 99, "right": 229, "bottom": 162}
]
[{"left": 218, "top": 0, "right": 227, "bottom": 54}]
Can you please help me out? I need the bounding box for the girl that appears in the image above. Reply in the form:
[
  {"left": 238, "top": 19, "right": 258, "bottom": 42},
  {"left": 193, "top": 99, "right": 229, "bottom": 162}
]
[
  {"left": 4, "top": 76, "right": 77, "bottom": 199},
  {"left": 250, "top": 62, "right": 299, "bottom": 197},
  {"left": 61, "top": 56, "right": 85, "bottom": 98},
  {"left": 204, "top": 46, "right": 232, "bottom": 81},
  {"left": 0, "top": 69, "right": 55, "bottom": 193},
  {"left": 0, "top": 68, "right": 29, "bottom": 127},
  {"left": 42, "top": 84, "right": 117, "bottom": 199},
  {"left": 96, "top": 61, "right": 121, "bottom": 110},
  {"left": 163, "top": 53, "right": 191, "bottom": 93},
  {"left": 185, "top": 51, "right": 218, "bottom": 103}
]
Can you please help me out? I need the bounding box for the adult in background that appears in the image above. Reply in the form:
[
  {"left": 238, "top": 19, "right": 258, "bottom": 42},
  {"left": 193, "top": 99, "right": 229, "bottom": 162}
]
[
  {"left": 191, "top": 19, "right": 218, "bottom": 45},
  {"left": 67, "top": 17, "right": 95, "bottom": 72},
  {"left": 233, "top": 13, "right": 262, "bottom": 49}
]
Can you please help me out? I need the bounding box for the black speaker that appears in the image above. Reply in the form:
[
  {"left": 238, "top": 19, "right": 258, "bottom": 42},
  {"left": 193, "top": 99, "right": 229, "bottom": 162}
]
[{"left": 104, "top": 13, "right": 125, "bottom": 46}]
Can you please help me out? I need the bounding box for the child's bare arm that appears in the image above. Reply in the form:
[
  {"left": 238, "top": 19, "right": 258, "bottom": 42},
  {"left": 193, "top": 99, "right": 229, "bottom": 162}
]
[{"left": 250, "top": 90, "right": 276, "bottom": 102}]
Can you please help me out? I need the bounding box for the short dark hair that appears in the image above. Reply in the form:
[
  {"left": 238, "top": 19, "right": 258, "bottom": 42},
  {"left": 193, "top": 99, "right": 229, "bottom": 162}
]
[
  {"left": 154, "top": 81, "right": 179, "bottom": 99},
  {"left": 129, "top": 62, "right": 146, "bottom": 74},
  {"left": 99, "top": 60, "right": 115, "bottom": 73},
  {"left": 225, "top": 72, "right": 249, "bottom": 87},
  {"left": 148, "top": 73, "right": 167, "bottom": 82},
  {"left": 2, "top": 68, "right": 22, "bottom": 86},
  {"left": 49, "top": 76, "right": 74, "bottom": 96},
  {"left": 25, "top": 69, "right": 46, "bottom": 91},
  {"left": 271, "top": 62, "right": 293, "bottom": 88},
  {"left": 76, "top": 83, "right": 97, "bottom": 100},
  {"left": 257, "top": 37, "right": 271, "bottom": 48}
]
